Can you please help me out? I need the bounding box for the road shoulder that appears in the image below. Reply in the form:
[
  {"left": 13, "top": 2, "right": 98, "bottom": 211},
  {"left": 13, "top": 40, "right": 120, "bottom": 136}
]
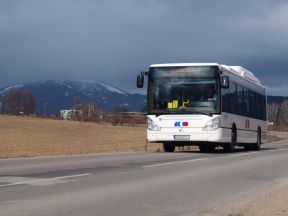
[{"left": 211, "top": 178, "right": 288, "bottom": 216}]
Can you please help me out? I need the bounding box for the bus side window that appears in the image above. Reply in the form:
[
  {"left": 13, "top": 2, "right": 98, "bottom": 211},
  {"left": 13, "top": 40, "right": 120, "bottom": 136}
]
[
  {"left": 249, "top": 91, "right": 256, "bottom": 118},
  {"left": 247, "top": 90, "right": 251, "bottom": 117},
  {"left": 221, "top": 87, "right": 230, "bottom": 112},
  {"left": 255, "top": 93, "right": 261, "bottom": 119},
  {"left": 230, "top": 82, "right": 238, "bottom": 115},
  {"left": 244, "top": 88, "right": 250, "bottom": 117},
  {"left": 237, "top": 85, "right": 244, "bottom": 115},
  {"left": 260, "top": 94, "right": 266, "bottom": 120}
]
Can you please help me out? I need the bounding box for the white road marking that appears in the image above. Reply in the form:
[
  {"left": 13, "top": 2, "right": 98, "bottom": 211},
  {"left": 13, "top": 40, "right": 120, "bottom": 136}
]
[
  {"left": 142, "top": 148, "right": 286, "bottom": 168},
  {"left": 228, "top": 152, "right": 259, "bottom": 157},
  {"left": 51, "top": 173, "right": 92, "bottom": 180},
  {"left": 0, "top": 173, "right": 92, "bottom": 187},
  {"left": 142, "top": 158, "right": 209, "bottom": 168}
]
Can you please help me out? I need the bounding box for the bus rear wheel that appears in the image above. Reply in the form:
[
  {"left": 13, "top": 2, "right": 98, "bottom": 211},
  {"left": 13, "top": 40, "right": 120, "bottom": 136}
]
[
  {"left": 163, "top": 142, "right": 175, "bottom": 152},
  {"left": 251, "top": 129, "right": 261, "bottom": 151}
]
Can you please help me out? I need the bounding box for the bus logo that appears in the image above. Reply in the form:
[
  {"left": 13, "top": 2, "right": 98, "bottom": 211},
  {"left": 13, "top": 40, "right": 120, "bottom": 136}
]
[{"left": 175, "top": 122, "right": 189, "bottom": 127}]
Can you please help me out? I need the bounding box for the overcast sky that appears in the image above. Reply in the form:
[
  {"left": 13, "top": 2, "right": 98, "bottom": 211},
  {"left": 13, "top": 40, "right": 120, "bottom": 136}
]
[{"left": 1, "top": 0, "right": 288, "bottom": 95}]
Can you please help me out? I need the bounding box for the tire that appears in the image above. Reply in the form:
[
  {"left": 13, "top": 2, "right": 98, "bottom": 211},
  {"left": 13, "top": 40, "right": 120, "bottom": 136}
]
[
  {"left": 163, "top": 142, "right": 175, "bottom": 152},
  {"left": 244, "top": 144, "right": 252, "bottom": 151},
  {"left": 199, "top": 144, "right": 214, "bottom": 153},
  {"left": 224, "top": 127, "right": 236, "bottom": 153},
  {"left": 251, "top": 129, "right": 261, "bottom": 151}
]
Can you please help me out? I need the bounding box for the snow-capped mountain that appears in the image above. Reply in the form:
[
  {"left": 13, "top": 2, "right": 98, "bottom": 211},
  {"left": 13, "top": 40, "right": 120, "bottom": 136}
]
[{"left": 0, "top": 80, "right": 146, "bottom": 114}]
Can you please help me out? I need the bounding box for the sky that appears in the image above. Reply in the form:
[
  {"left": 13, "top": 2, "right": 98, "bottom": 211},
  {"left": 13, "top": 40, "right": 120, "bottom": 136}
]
[{"left": 1, "top": 0, "right": 288, "bottom": 96}]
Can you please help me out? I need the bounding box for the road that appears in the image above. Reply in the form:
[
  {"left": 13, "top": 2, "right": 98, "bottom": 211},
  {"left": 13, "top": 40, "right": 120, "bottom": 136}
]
[{"left": 1, "top": 141, "right": 288, "bottom": 216}]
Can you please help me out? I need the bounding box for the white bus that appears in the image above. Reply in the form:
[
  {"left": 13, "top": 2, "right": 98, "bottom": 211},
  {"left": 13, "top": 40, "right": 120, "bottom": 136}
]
[{"left": 137, "top": 63, "right": 267, "bottom": 153}]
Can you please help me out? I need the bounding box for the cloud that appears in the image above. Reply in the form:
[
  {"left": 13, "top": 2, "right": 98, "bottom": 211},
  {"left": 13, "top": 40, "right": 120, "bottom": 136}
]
[{"left": 0, "top": 0, "right": 287, "bottom": 95}]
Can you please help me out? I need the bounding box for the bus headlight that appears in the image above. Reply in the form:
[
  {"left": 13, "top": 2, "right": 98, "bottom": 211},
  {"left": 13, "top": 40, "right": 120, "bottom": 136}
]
[
  {"left": 203, "top": 116, "right": 221, "bottom": 131},
  {"left": 147, "top": 117, "right": 160, "bottom": 131}
]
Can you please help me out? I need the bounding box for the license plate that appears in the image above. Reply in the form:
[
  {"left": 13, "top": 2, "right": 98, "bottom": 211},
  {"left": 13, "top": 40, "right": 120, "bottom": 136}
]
[{"left": 174, "top": 135, "right": 190, "bottom": 141}]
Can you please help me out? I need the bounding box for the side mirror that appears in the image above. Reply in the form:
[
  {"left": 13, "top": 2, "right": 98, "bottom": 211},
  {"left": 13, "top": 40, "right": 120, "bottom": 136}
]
[
  {"left": 137, "top": 74, "right": 144, "bottom": 88},
  {"left": 221, "top": 76, "right": 229, "bottom": 89}
]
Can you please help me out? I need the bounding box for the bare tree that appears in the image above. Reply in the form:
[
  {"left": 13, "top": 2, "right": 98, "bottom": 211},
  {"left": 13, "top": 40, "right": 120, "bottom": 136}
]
[
  {"left": 74, "top": 96, "right": 81, "bottom": 110},
  {"left": 23, "top": 91, "right": 35, "bottom": 115},
  {"left": 276, "top": 100, "right": 288, "bottom": 128},
  {"left": 113, "top": 105, "right": 128, "bottom": 114},
  {"left": 1, "top": 89, "right": 37, "bottom": 115},
  {"left": 79, "top": 102, "right": 103, "bottom": 122},
  {"left": 268, "top": 99, "right": 288, "bottom": 130},
  {"left": 1, "top": 89, "right": 23, "bottom": 115},
  {"left": 268, "top": 102, "right": 280, "bottom": 124}
]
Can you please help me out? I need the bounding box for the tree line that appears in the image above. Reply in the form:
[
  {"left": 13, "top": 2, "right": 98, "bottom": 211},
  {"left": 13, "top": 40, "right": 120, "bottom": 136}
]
[
  {"left": 1, "top": 89, "right": 287, "bottom": 129},
  {"left": 72, "top": 96, "right": 146, "bottom": 126},
  {"left": 268, "top": 100, "right": 288, "bottom": 129},
  {"left": 0, "top": 89, "right": 132, "bottom": 121},
  {"left": 0, "top": 89, "right": 35, "bottom": 115}
]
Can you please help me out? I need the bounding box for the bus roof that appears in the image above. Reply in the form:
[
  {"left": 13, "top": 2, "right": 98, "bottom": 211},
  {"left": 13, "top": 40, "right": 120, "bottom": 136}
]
[
  {"left": 150, "top": 63, "right": 219, "bottom": 67},
  {"left": 149, "top": 63, "right": 262, "bottom": 86},
  {"left": 220, "top": 65, "right": 261, "bottom": 85}
]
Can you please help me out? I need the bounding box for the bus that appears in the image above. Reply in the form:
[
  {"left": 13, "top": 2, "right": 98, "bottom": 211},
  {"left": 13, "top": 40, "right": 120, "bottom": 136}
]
[{"left": 137, "top": 63, "right": 267, "bottom": 153}]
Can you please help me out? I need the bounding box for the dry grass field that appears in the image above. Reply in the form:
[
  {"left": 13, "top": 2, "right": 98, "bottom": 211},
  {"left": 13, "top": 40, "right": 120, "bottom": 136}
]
[
  {"left": 0, "top": 115, "right": 285, "bottom": 159},
  {"left": 0, "top": 115, "right": 160, "bottom": 158}
]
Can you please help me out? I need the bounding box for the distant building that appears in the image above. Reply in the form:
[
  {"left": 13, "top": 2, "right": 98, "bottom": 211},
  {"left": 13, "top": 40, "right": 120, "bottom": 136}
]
[{"left": 60, "top": 109, "right": 82, "bottom": 120}]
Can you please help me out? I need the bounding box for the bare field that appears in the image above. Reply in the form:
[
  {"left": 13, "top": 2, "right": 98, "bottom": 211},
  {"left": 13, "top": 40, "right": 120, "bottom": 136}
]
[
  {"left": 0, "top": 115, "right": 285, "bottom": 159},
  {"left": 0, "top": 115, "right": 160, "bottom": 159}
]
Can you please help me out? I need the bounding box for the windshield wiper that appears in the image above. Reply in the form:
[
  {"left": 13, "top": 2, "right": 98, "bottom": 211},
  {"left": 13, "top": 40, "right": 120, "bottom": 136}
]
[
  {"left": 153, "top": 110, "right": 178, "bottom": 117},
  {"left": 179, "top": 108, "right": 213, "bottom": 117},
  {"left": 149, "top": 109, "right": 213, "bottom": 117},
  {"left": 191, "top": 110, "right": 213, "bottom": 117}
]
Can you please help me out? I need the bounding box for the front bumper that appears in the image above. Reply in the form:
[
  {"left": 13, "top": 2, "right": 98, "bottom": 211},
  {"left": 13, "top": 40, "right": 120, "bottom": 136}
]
[{"left": 147, "top": 128, "right": 224, "bottom": 143}]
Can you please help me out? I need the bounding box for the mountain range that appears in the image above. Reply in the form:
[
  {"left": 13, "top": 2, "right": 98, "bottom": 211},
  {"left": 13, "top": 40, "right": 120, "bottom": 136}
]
[
  {"left": 0, "top": 80, "right": 146, "bottom": 115},
  {"left": 0, "top": 80, "right": 287, "bottom": 116}
]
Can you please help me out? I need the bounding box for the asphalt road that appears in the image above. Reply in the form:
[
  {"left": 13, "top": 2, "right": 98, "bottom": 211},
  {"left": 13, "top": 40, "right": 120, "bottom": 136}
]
[{"left": 1, "top": 141, "right": 288, "bottom": 216}]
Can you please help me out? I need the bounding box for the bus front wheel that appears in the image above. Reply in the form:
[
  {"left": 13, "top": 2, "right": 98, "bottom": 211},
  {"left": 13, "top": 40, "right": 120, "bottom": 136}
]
[
  {"left": 163, "top": 142, "right": 175, "bottom": 152},
  {"left": 224, "top": 127, "right": 237, "bottom": 153},
  {"left": 199, "top": 144, "right": 215, "bottom": 153}
]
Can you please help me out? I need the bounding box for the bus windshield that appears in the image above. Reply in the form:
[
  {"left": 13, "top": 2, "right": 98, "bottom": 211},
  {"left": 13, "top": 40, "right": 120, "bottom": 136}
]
[{"left": 147, "top": 66, "right": 220, "bottom": 115}]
